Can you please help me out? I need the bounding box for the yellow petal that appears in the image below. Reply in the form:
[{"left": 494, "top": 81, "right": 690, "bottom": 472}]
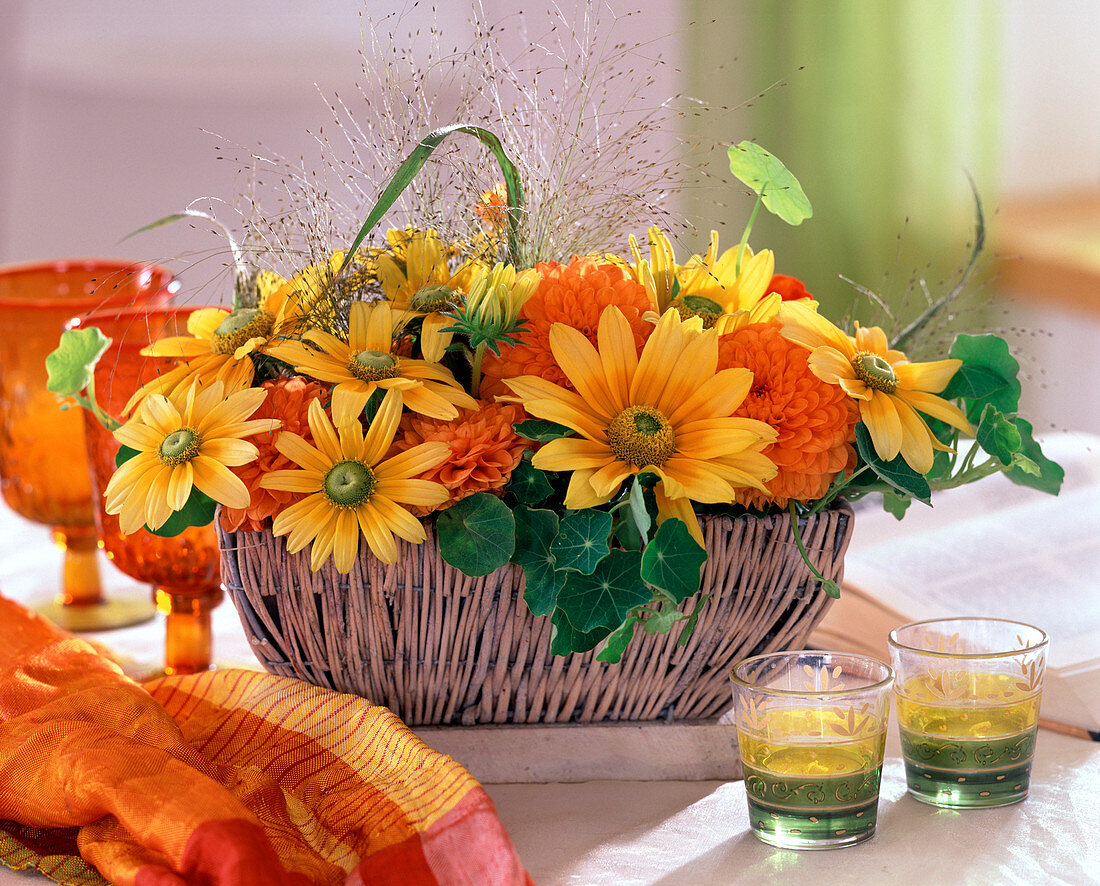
[
  {"left": 896, "top": 389, "right": 974, "bottom": 434},
  {"left": 200, "top": 438, "right": 259, "bottom": 467},
  {"left": 187, "top": 308, "right": 229, "bottom": 340},
  {"left": 894, "top": 399, "right": 935, "bottom": 474},
  {"left": 368, "top": 494, "right": 427, "bottom": 543},
  {"left": 861, "top": 392, "right": 904, "bottom": 462},
  {"left": 807, "top": 347, "right": 856, "bottom": 386},
  {"left": 419, "top": 312, "right": 453, "bottom": 363},
  {"left": 530, "top": 438, "right": 614, "bottom": 472},
  {"left": 139, "top": 394, "right": 182, "bottom": 436},
  {"left": 563, "top": 468, "right": 611, "bottom": 509},
  {"left": 630, "top": 309, "right": 683, "bottom": 407},
  {"left": 309, "top": 512, "right": 339, "bottom": 572},
  {"left": 113, "top": 422, "right": 163, "bottom": 452},
  {"left": 375, "top": 440, "right": 450, "bottom": 481},
  {"left": 376, "top": 478, "right": 450, "bottom": 507},
  {"left": 895, "top": 359, "right": 962, "bottom": 395},
  {"left": 191, "top": 454, "right": 250, "bottom": 508},
  {"left": 549, "top": 318, "right": 619, "bottom": 418},
  {"left": 653, "top": 327, "right": 718, "bottom": 416},
  {"left": 330, "top": 383, "right": 373, "bottom": 428},
  {"left": 166, "top": 462, "right": 194, "bottom": 511},
  {"left": 665, "top": 367, "right": 752, "bottom": 427},
  {"left": 274, "top": 431, "right": 330, "bottom": 474},
  {"left": 779, "top": 301, "right": 854, "bottom": 356},
  {"left": 360, "top": 389, "right": 405, "bottom": 464},
  {"left": 588, "top": 462, "right": 633, "bottom": 499},
  {"left": 597, "top": 298, "right": 641, "bottom": 412},
  {"left": 653, "top": 486, "right": 704, "bottom": 547},
  {"left": 142, "top": 336, "right": 212, "bottom": 359},
  {"left": 260, "top": 469, "right": 323, "bottom": 494},
  {"left": 400, "top": 384, "right": 461, "bottom": 421},
  {"left": 854, "top": 324, "right": 890, "bottom": 356},
  {"left": 356, "top": 504, "right": 399, "bottom": 563},
  {"left": 332, "top": 509, "right": 360, "bottom": 573}
]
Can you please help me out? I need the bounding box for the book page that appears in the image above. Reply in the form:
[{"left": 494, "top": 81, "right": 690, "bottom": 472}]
[{"left": 843, "top": 433, "right": 1100, "bottom": 673}]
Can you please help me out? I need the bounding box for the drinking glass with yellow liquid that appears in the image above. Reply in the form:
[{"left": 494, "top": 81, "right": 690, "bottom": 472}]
[
  {"left": 889, "top": 617, "right": 1048, "bottom": 809},
  {"left": 730, "top": 651, "right": 894, "bottom": 850}
]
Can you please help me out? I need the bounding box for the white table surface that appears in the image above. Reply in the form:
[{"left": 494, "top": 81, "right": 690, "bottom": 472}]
[{"left": 1, "top": 497, "right": 1099, "bottom": 885}]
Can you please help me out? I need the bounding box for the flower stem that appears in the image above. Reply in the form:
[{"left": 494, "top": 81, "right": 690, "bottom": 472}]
[
  {"left": 788, "top": 503, "right": 840, "bottom": 599},
  {"left": 470, "top": 341, "right": 487, "bottom": 399},
  {"left": 735, "top": 190, "right": 765, "bottom": 277}
]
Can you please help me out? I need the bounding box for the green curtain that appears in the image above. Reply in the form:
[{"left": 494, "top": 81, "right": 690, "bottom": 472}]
[{"left": 681, "top": 0, "right": 1000, "bottom": 326}]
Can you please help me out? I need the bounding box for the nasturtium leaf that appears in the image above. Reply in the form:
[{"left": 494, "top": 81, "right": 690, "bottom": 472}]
[
  {"left": 947, "top": 334, "right": 1021, "bottom": 418},
  {"left": 596, "top": 614, "right": 641, "bottom": 663},
  {"left": 436, "top": 492, "right": 515, "bottom": 576},
  {"left": 881, "top": 490, "right": 912, "bottom": 520},
  {"left": 46, "top": 327, "right": 112, "bottom": 397},
  {"left": 550, "top": 609, "right": 607, "bottom": 656},
  {"left": 975, "top": 404, "right": 1022, "bottom": 467},
  {"left": 507, "top": 456, "right": 554, "bottom": 505},
  {"left": 1005, "top": 418, "right": 1064, "bottom": 495},
  {"left": 1010, "top": 453, "right": 1041, "bottom": 476},
  {"left": 550, "top": 509, "right": 613, "bottom": 575},
  {"left": 512, "top": 419, "right": 574, "bottom": 442},
  {"left": 854, "top": 423, "right": 931, "bottom": 504},
  {"left": 640, "top": 599, "right": 684, "bottom": 635},
  {"left": 511, "top": 505, "right": 564, "bottom": 616},
  {"left": 640, "top": 518, "right": 707, "bottom": 604},
  {"left": 727, "top": 141, "right": 813, "bottom": 225},
  {"left": 555, "top": 549, "right": 648, "bottom": 634},
  {"left": 115, "top": 445, "right": 139, "bottom": 468}
]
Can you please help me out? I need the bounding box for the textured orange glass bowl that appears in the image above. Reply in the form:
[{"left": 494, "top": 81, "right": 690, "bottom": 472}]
[
  {"left": 79, "top": 305, "right": 224, "bottom": 675},
  {"left": 0, "top": 259, "right": 175, "bottom": 628}
]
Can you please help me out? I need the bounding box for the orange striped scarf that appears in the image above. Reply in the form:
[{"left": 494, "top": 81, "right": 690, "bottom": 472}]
[{"left": 0, "top": 597, "right": 534, "bottom": 885}]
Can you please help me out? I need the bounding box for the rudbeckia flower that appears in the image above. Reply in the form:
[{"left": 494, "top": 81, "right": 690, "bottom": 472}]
[
  {"left": 266, "top": 300, "right": 477, "bottom": 427},
  {"left": 259, "top": 391, "right": 450, "bottom": 570},
  {"left": 503, "top": 306, "right": 778, "bottom": 545},
  {"left": 781, "top": 301, "right": 973, "bottom": 474},
  {"left": 105, "top": 381, "right": 279, "bottom": 534},
  {"left": 373, "top": 227, "right": 486, "bottom": 361}
]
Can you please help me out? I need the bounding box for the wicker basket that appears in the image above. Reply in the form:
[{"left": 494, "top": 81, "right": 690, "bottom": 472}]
[{"left": 217, "top": 503, "right": 852, "bottom": 726}]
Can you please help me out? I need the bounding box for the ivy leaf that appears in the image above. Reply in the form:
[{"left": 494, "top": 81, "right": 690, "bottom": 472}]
[
  {"left": 596, "top": 614, "right": 641, "bottom": 663},
  {"left": 975, "top": 404, "right": 1022, "bottom": 467},
  {"left": 854, "top": 423, "right": 931, "bottom": 504},
  {"left": 507, "top": 456, "right": 554, "bottom": 505},
  {"left": 437, "top": 492, "right": 515, "bottom": 577},
  {"left": 727, "top": 141, "right": 813, "bottom": 225},
  {"left": 549, "top": 609, "right": 607, "bottom": 656},
  {"left": 640, "top": 518, "right": 707, "bottom": 604},
  {"left": 555, "top": 549, "right": 648, "bottom": 634},
  {"left": 822, "top": 579, "right": 841, "bottom": 599},
  {"left": 881, "top": 490, "right": 912, "bottom": 520},
  {"left": 45, "top": 327, "right": 112, "bottom": 397},
  {"left": 1005, "top": 418, "right": 1064, "bottom": 495},
  {"left": 513, "top": 419, "right": 574, "bottom": 442},
  {"left": 946, "top": 334, "right": 1022, "bottom": 421},
  {"left": 511, "top": 506, "right": 564, "bottom": 617},
  {"left": 550, "top": 509, "right": 613, "bottom": 575}
]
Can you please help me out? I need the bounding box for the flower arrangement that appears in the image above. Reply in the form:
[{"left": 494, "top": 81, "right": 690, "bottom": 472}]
[{"left": 45, "top": 8, "right": 1061, "bottom": 666}]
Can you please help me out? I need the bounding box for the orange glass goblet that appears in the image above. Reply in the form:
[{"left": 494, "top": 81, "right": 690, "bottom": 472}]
[
  {"left": 79, "top": 305, "right": 224, "bottom": 675},
  {"left": 0, "top": 259, "right": 175, "bottom": 630}
]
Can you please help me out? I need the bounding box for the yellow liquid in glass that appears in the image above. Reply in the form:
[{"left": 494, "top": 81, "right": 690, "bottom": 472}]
[
  {"left": 738, "top": 706, "right": 886, "bottom": 775},
  {"left": 895, "top": 672, "right": 1040, "bottom": 738}
]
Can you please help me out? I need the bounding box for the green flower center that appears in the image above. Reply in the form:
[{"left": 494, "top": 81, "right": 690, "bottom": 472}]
[
  {"left": 411, "top": 284, "right": 460, "bottom": 313},
  {"left": 348, "top": 349, "right": 401, "bottom": 383},
  {"left": 670, "top": 294, "right": 724, "bottom": 329},
  {"left": 211, "top": 308, "right": 275, "bottom": 354},
  {"left": 323, "top": 459, "right": 376, "bottom": 508},
  {"left": 158, "top": 428, "right": 202, "bottom": 465},
  {"left": 852, "top": 352, "right": 899, "bottom": 394},
  {"left": 606, "top": 406, "right": 676, "bottom": 468}
]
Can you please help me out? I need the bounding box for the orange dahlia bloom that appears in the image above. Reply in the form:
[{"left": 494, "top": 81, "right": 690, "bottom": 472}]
[
  {"left": 480, "top": 256, "right": 653, "bottom": 390},
  {"left": 718, "top": 322, "right": 856, "bottom": 510},
  {"left": 219, "top": 376, "right": 328, "bottom": 533},
  {"left": 392, "top": 400, "right": 529, "bottom": 514},
  {"left": 766, "top": 274, "right": 815, "bottom": 304}
]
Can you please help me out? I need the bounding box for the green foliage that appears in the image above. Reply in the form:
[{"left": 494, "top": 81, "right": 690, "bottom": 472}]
[
  {"left": 555, "top": 549, "right": 648, "bottom": 634},
  {"left": 550, "top": 610, "right": 606, "bottom": 655},
  {"left": 727, "top": 141, "right": 813, "bottom": 225},
  {"left": 506, "top": 456, "right": 554, "bottom": 505},
  {"left": 550, "top": 509, "right": 613, "bottom": 575},
  {"left": 945, "top": 334, "right": 1021, "bottom": 421},
  {"left": 437, "top": 492, "right": 515, "bottom": 576},
  {"left": 975, "top": 404, "right": 1022, "bottom": 467},
  {"left": 512, "top": 419, "right": 574, "bottom": 442},
  {"left": 1005, "top": 419, "right": 1064, "bottom": 495},
  {"left": 46, "top": 328, "right": 111, "bottom": 397},
  {"left": 511, "top": 506, "right": 564, "bottom": 616},
  {"left": 596, "top": 614, "right": 641, "bottom": 663},
  {"left": 639, "top": 519, "right": 706, "bottom": 604},
  {"left": 853, "top": 423, "right": 931, "bottom": 504},
  {"left": 881, "top": 490, "right": 912, "bottom": 520}
]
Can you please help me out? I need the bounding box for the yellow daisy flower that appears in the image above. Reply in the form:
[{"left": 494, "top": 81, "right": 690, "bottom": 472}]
[
  {"left": 502, "top": 306, "right": 778, "bottom": 545},
  {"left": 266, "top": 300, "right": 477, "bottom": 427},
  {"left": 105, "top": 380, "right": 279, "bottom": 534},
  {"left": 374, "top": 227, "right": 486, "bottom": 361},
  {"left": 615, "top": 227, "right": 776, "bottom": 324},
  {"left": 259, "top": 391, "right": 450, "bottom": 570},
  {"left": 780, "top": 301, "right": 973, "bottom": 474}
]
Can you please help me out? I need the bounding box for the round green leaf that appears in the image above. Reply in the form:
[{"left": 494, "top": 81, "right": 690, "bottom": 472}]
[
  {"left": 511, "top": 505, "right": 564, "bottom": 616},
  {"left": 46, "top": 327, "right": 112, "bottom": 397},
  {"left": 854, "top": 423, "right": 931, "bottom": 504},
  {"left": 436, "top": 492, "right": 515, "bottom": 576},
  {"left": 727, "top": 141, "right": 812, "bottom": 225},
  {"left": 550, "top": 509, "right": 613, "bottom": 575},
  {"left": 639, "top": 518, "right": 707, "bottom": 604},
  {"left": 555, "top": 549, "right": 648, "bottom": 634}
]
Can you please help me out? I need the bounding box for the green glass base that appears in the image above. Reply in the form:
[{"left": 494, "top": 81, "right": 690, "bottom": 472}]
[
  {"left": 899, "top": 725, "right": 1037, "bottom": 809},
  {"left": 742, "top": 763, "right": 882, "bottom": 850}
]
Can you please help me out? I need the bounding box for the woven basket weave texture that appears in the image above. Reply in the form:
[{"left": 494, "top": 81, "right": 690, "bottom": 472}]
[{"left": 217, "top": 504, "right": 852, "bottom": 726}]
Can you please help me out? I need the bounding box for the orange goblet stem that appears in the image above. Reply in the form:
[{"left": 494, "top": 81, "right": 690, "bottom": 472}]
[
  {"left": 159, "top": 587, "right": 222, "bottom": 675},
  {"left": 53, "top": 525, "right": 104, "bottom": 606}
]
